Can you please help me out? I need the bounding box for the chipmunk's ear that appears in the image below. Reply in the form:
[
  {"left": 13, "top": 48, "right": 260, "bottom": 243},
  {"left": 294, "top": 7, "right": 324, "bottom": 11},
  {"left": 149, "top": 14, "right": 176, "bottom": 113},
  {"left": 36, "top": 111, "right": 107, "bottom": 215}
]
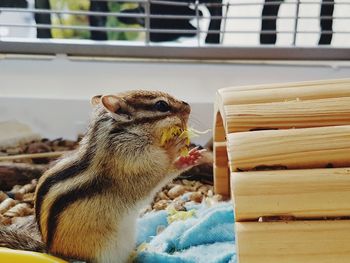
[
  {"left": 101, "top": 95, "right": 122, "bottom": 114},
  {"left": 101, "top": 95, "right": 131, "bottom": 121},
  {"left": 90, "top": 95, "right": 102, "bottom": 106}
]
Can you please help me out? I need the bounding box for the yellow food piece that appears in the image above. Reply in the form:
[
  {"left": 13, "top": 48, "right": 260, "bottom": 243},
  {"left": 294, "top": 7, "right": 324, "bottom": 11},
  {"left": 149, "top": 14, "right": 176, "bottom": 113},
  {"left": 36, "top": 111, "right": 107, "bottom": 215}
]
[
  {"left": 160, "top": 126, "right": 210, "bottom": 156},
  {"left": 136, "top": 242, "right": 149, "bottom": 252},
  {"left": 180, "top": 147, "right": 189, "bottom": 157},
  {"left": 129, "top": 242, "right": 149, "bottom": 262},
  {"left": 167, "top": 208, "right": 196, "bottom": 224},
  {"left": 0, "top": 248, "right": 67, "bottom": 263},
  {"left": 160, "top": 126, "right": 183, "bottom": 146},
  {"left": 160, "top": 126, "right": 189, "bottom": 156}
]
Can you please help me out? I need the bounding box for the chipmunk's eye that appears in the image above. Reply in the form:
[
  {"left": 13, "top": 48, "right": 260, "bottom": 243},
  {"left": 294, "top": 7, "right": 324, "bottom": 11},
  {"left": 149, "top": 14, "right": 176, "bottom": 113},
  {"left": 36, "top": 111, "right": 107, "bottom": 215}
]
[{"left": 154, "top": 100, "right": 170, "bottom": 112}]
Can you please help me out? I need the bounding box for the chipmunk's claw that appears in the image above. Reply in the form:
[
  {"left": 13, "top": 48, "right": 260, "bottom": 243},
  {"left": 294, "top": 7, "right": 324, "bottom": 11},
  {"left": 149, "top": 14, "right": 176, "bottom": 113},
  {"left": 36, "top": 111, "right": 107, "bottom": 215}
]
[{"left": 174, "top": 147, "right": 206, "bottom": 170}]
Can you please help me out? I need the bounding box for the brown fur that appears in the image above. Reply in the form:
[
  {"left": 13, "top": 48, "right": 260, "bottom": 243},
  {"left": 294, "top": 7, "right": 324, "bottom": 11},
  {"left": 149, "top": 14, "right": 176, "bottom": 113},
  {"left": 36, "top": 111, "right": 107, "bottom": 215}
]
[{"left": 32, "top": 90, "right": 193, "bottom": 262}]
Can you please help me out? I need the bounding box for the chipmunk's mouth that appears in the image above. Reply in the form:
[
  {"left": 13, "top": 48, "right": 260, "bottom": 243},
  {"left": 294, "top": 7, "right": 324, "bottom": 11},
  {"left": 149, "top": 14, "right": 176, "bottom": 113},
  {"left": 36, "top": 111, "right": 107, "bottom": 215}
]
[
  {"left": 159, "top": 126, "right": 211, "bottom": 156},
  {"left": 160, "top": 126, "right": 190, "bottom": 156}
]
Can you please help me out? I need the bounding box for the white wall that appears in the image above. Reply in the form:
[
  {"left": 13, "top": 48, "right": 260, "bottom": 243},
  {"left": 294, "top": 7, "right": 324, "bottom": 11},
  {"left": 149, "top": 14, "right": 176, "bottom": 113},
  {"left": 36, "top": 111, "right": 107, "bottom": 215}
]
[{"left": 1, "top": 55, "right": 350, "bottom": 144}]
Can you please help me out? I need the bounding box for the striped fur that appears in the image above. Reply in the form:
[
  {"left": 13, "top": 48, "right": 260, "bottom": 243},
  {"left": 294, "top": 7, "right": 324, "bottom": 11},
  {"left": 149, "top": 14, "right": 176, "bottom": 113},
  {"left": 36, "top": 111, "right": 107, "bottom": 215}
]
[
  {"left": 33, "top": 90, "right": 191, "bottom": 262},
  {"left": 35, "top": 152, "right": 92, "bottom": 232},
  {"left": 35, "top": 120, "right": 99, "bottom": 231},
  {"left": 45, "top": 175, "right": 112, "bottom": 250}
]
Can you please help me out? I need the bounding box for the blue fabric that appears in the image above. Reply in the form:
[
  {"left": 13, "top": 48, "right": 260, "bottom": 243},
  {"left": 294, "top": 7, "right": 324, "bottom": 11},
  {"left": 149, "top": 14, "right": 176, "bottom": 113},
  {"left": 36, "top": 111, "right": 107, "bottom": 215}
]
[
  {"left": 136, "top": 210, "right": 169, "bottom": 245},
  {"left": 135, "top": 202, "right": 236, "bottom": 263}
]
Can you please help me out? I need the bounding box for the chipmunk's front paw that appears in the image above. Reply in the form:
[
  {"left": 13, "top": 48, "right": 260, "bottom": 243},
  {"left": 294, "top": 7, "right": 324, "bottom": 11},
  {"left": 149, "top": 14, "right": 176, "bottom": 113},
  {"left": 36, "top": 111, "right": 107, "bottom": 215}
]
[{"left": 174, "top": 147, "right": 206, "bottom": 170}]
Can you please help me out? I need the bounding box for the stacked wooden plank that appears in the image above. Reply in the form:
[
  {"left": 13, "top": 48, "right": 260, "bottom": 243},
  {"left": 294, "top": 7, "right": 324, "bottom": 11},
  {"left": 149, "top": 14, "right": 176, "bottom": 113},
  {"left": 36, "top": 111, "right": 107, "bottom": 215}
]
[{"left": 213, "top": 79, "right": 350, "bottom": 263}]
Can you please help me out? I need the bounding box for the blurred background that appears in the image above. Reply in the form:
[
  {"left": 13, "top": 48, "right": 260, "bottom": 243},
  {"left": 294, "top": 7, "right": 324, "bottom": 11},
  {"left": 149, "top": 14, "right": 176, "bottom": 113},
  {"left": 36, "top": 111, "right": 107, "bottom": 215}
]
[{"left": 0, "top": 0, "right": 350, "bottom": 143}]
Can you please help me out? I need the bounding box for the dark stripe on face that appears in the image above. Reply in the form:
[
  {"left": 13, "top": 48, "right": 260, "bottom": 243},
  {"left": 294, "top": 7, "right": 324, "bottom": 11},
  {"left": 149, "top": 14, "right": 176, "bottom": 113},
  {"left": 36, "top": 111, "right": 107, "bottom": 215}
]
[
  {"left": 129, "top": 94, "right": 159, "bottom": 101},
  {"left": 108, "top": 113, "right": 176, "bottom": 133},
  {"left": 35, "top": 121, "right": 100, "bottom": 231},
  {"left": 132, "top": 102, "right": 156, "bottom": 111},
  {"left": 131, "top": 102, "right": 182, "bottom": 114},
  {"left": 123, "top": 114, "right": 179, "bottom": 130},
  {"left": 133, "top": 114, "right": 172, "bottom": 125},
  {"left": 46, "top": 176, "right": 112, "bottom": 250}
]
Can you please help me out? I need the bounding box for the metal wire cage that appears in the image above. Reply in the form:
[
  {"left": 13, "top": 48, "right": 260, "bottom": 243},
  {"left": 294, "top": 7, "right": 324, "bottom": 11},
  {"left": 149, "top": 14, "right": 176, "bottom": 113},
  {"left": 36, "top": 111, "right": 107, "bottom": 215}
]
[{"left": 0, "top": 0, "right": 349, "bottom": 60}]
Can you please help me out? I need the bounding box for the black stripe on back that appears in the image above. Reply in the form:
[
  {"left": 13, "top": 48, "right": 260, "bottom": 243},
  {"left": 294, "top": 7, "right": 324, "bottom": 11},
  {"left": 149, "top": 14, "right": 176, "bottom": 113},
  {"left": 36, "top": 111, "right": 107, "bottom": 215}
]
[
  {"left": 35, "top": 155, "right": 92, "bottom": 230},
  {"left": 35, "top": 121, "right": 100, "bottom": 231},
  {"left": 46, "top": 176, "right": 112, "bottom": 250}
]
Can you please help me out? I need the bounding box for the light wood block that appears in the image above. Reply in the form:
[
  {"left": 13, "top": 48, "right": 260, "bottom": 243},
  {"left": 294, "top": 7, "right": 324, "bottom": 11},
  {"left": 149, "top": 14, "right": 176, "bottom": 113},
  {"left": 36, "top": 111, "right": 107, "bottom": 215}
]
[
  {"left": 231, "top": 168, "right": 350, "bottom": 221},
  {"left": 227, "top": 125, "right": 350, "bottom": 171},
  {"left": 213, "top": 141, "right": 229, "bottom": 196},
  {"left": 225, "top": 96, "right": 350, "bottom": 133},
  {"left": 236, "top": 220, "right": 350, "bottom": 263},
  {"left": 213, "top": 79, "right": 350, "bottom": 263},
  {"left": 219, "top": 78, "right": 350, "bottom": 106},
  {"left": 214, "top": 111, "right": 226, "bottom": 142},
  {"left": 214, "top": 142, "right": 228, "bottom": 167},
  {"left": 213, "top": 165, "right": 230, "bottom": 197}
]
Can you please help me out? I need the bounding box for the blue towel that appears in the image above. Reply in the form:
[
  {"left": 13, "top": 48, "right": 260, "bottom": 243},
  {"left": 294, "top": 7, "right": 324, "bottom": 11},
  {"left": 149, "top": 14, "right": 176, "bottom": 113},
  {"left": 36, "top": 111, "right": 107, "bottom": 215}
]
[{"left": 135, "top": 202, "right": 236, "bottom": 263}]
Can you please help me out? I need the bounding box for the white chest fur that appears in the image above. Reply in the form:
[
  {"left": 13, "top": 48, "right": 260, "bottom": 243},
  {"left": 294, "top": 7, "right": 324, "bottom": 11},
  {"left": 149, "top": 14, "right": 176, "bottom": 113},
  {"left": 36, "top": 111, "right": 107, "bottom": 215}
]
[
  {"left": 96, "top": 175, "right": 177, "bottom": 263},
  {"left": 97, "top": 210, "right": 137, "bottom": 263}
]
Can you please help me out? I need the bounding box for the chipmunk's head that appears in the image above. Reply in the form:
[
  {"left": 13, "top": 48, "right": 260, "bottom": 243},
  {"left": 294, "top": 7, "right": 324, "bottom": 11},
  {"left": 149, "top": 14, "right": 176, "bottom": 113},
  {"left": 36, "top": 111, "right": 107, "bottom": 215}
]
[{"left": 90, "top": 90, "right": 191, "bottom": 147}]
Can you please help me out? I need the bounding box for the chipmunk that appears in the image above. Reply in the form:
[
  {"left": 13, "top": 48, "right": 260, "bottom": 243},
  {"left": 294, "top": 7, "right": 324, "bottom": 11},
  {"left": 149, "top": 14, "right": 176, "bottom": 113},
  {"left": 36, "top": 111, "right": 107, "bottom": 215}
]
[{"left": 0, "top": 90, "right": 204, "bottom": 263}]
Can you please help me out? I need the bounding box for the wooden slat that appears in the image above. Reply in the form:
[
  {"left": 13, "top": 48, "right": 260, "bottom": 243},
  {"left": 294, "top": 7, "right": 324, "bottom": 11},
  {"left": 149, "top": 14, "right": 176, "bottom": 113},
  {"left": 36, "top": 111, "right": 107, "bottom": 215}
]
[
  {"left": 231, "top": 168, "right": 350, "bottom": 221},
  {"left": 220, "top": 78, "right": 350, "bottom": 93},
  {"left": 213, "top": 104, "right": 229, "bottom": 196},
  {"left": 214, "top": 142, "right": 228, "bottom": 166},
  {"left": 227, "top": 125, "right": 350, "bottom": 171},
  {"left": 214, "top": 111, "right": 226, "bottom": 142},
  {"left": 225, "top": 96, "right": 350, "bottom": 133},
  {"left": 218, "top": 78, "right": 350, "bottom": 106},
  {"left": 236, "top": 220, "right": 350, "bottom": 263},
  {"left": 213, "top": 165, "right": 230, "bottom": 196}
]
